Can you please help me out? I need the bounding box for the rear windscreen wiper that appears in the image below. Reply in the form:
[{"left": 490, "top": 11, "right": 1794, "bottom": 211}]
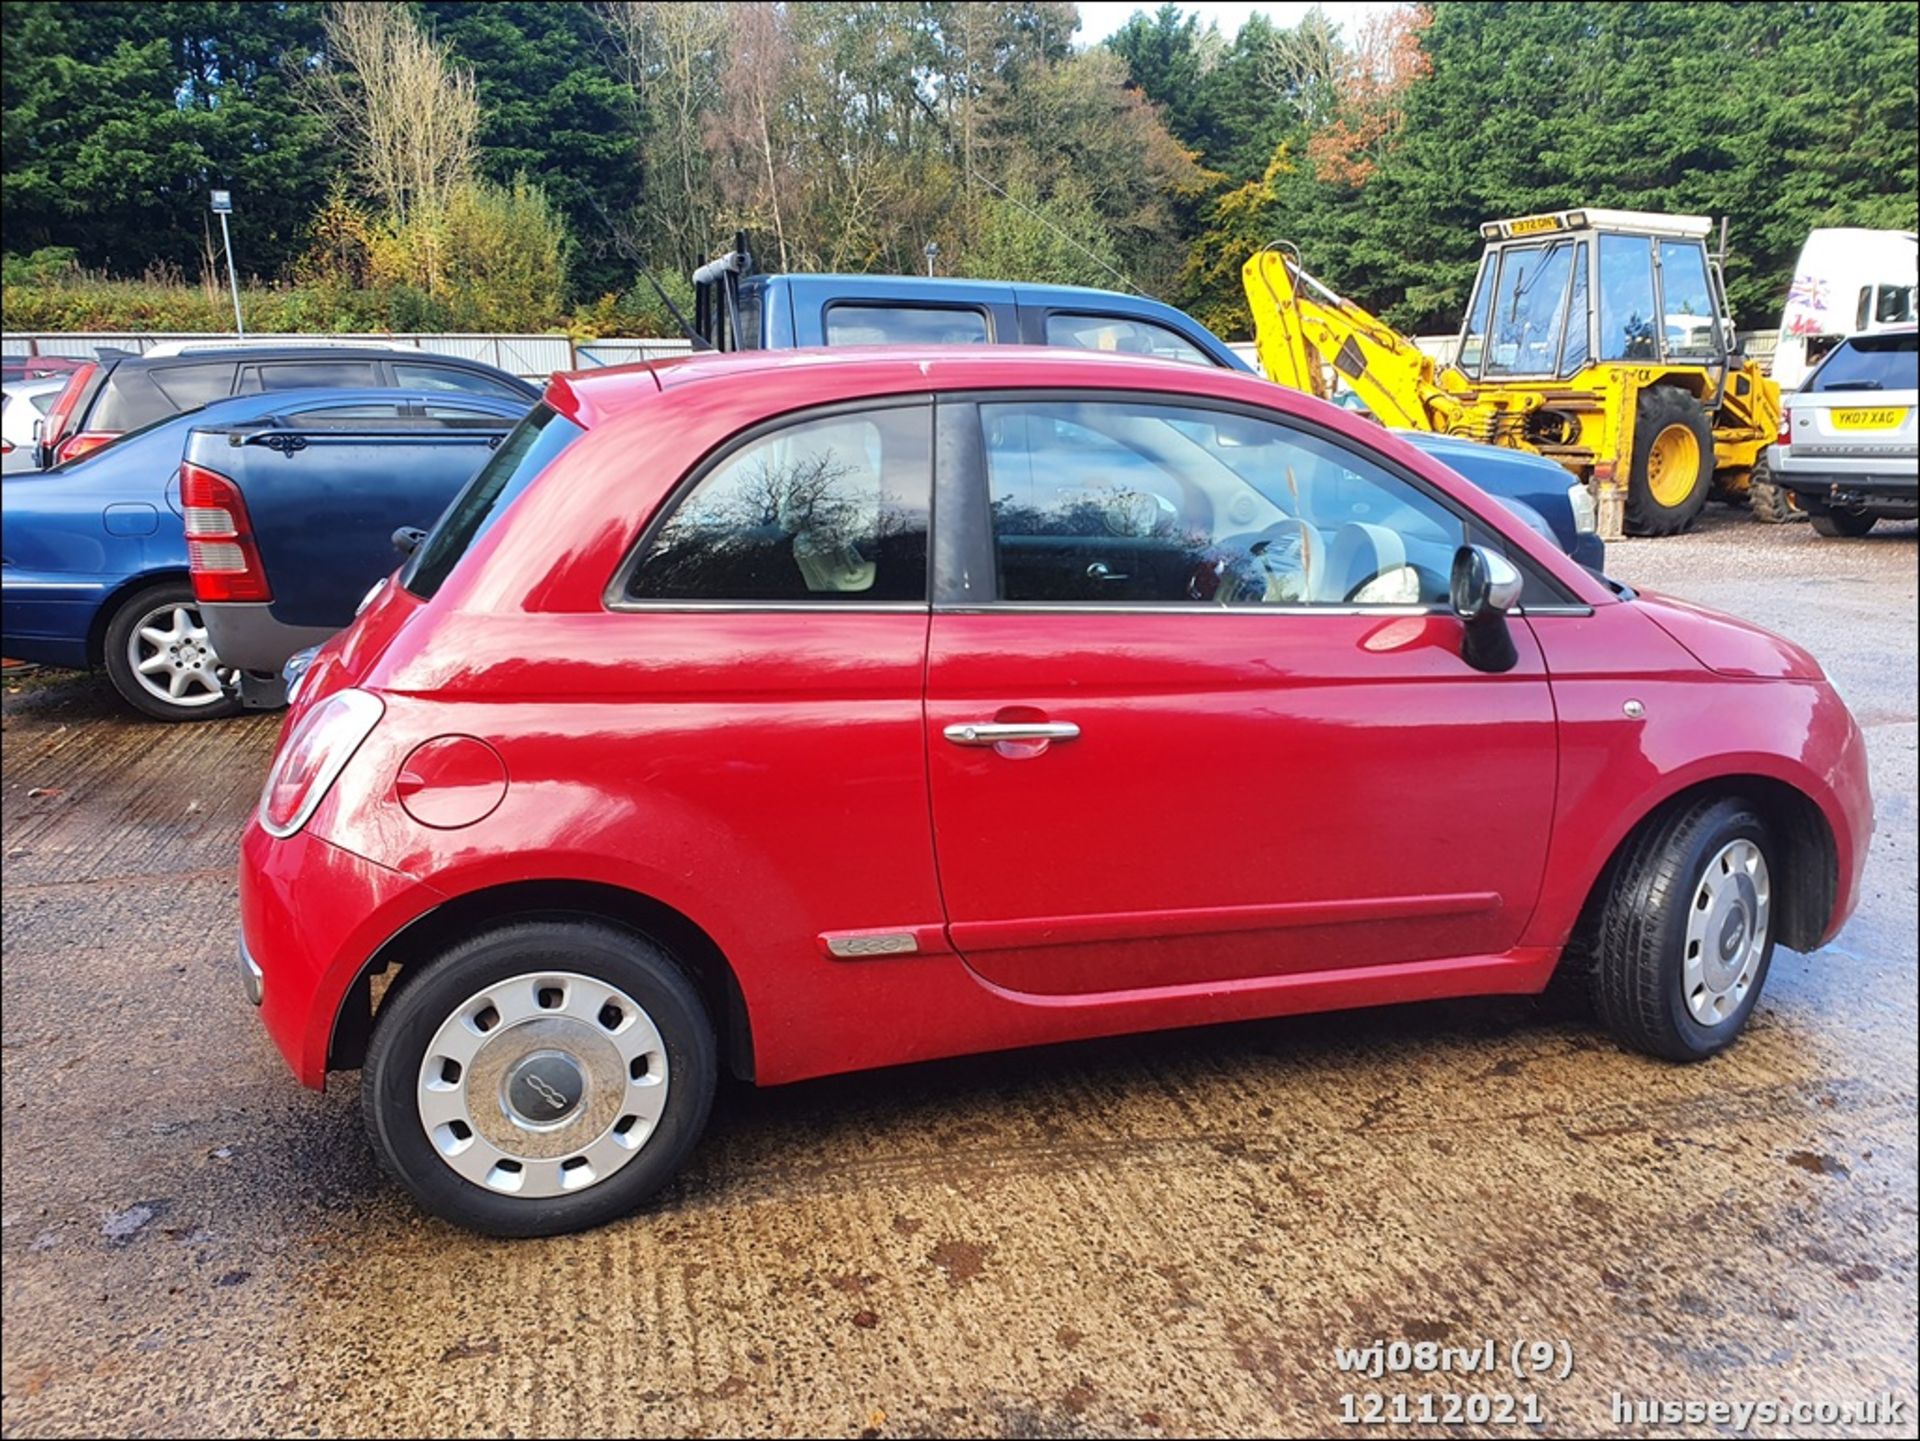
[{"left": 1817, "top": 380, "right": 1884, "bottom": 391}]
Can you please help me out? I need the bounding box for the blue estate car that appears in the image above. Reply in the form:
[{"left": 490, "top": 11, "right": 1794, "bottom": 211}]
[{"left": 1, "top": 388, "right": 526, "bottom": 720}]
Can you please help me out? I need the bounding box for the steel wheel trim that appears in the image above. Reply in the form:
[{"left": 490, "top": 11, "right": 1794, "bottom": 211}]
[
  {"left": 417, "top": 971, "right": 670, "bottom": 1199},
  {"left": 128, "top": 602, "right": 237, "bottom": 707},
  {"left": 1682, "top": 839, "right": 1771, "bottom": 1027},
  {"left": 1646, "top": 423, "right": 1702, "bottom": 508}
]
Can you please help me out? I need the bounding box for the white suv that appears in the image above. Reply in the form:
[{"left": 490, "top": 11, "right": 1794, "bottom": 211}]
[{"left": 1771, "top": 325, "right": 1918, "bottom": 536}]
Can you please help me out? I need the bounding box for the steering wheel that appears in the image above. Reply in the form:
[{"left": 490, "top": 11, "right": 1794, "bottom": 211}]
[{"left": 1190, "top": 519, "right": 1322, "bottom": 605}]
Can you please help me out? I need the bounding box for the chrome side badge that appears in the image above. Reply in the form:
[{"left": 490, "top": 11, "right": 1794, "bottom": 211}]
[{"left": 826, "top": 933, "right": 919, "bottom": 959}]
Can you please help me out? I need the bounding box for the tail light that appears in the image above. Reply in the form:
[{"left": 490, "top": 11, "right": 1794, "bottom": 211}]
[
  {"left": 181, "top": 463, "right": 272, "bottom": 602},
  {"left": 53, "top": 430, "right": 120, "bottom": 464},
  {"left": 259, "top": 688, "right": 384, "bottom": 838},
  {"left": 38, "top": 362, "right": 96, "bottom": 462},
  {"left": 1776, "top": 412, "right": 1791, "bottom": 448}
]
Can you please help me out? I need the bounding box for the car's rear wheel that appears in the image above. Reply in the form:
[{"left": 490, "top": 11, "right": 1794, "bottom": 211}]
[
  {"left": 1591, "top": 797, "right": 1776, "bottom": 1062},
  {"left": 361, "top": 921, "right": 717, "bottom": 1236},
  {"left": 102, "top": 580, "right": 242, "bottom": 722},
  {"left": 1625, "top": 388, "right": 1714, "bottom": 536},
  {"left": 1808, "top": 506, "right": 1876, "bottom": 538}
]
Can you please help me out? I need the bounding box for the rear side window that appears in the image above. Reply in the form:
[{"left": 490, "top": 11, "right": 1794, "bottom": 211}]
[
  {"left": 392, "top": 362, "right": 526, "bottom": 398},
  {"left": 88, "top": 369, "right": 177, "bottom": 432},
  {"left": 1808, "top": 333, "right": 1919, "bottom": 393},
  {"left": 623, "top": 406, "right": 931, "bottom": 603},
  {"left": 403, "top": 404, "right": 584, "bottom": 599},
  {"left": 823, "top": 305, "right": 990, "bottom": 346},
  {"left": 243, "top": 361, "right": 382, "bottom": 392},
  {"left": 148, "top": 362, "right": 237, "bottom": 410},
  {"left": 1044, "top": 313, "right": 1217, "bottom": 367}
]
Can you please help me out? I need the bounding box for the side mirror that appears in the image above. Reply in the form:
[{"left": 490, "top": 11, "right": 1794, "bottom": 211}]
[
  {"left": 392, "top": 525, "right": 427, "bottom": 557},
  {"left": 1450, "top": 544, "right": 1523, "bottom": 674}
]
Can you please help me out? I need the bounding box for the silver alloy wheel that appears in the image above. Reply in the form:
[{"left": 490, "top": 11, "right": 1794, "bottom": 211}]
[
  {"left": 126, "top": 601, "right": 237, "bottom": 709},
  {"left": 1682, "top": 838, "right": 1771, "bottom": 1027},
  {"left": 417, "top": 971, "right": 670, "bottom": 1198}
]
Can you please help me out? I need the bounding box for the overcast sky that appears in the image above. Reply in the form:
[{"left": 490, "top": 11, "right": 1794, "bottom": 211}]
[{"left": 1075, "top": 1, "right": 1403, "bottom": 45}]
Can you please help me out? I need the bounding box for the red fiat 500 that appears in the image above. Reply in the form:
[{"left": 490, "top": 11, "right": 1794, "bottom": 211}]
[{"left": 238, "top": 349, "right": 1872, "bottom": 1235}]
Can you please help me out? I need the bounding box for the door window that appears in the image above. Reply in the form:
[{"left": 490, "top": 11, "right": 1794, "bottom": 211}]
[
  {"left": 1658, "top": 241, "right": 1717, "bottom": 360},
  {"left": 244, "top": 360, "right": 382, "bottom": 392},
  {"left": 1875, "top": 285, "right": 1916, "bottom": 324},
  {"left": 980, "top": 400, "right": 1463, "bottom": 607},
  {"left": 1044, "top": 313, "right": 1216, "bottom": 366},
  {"left": 1457, "top": 261, "right": 1494, "bottom": 373},
  {"left": 1597, "top": 235, "right": 1658, "bottom": 361},
  {"left": 1560, "top": 242, "right": 1591, "bottom": 373},
  {"left": 1483, "top": 241, "right": 1574, "bottom": 377},
  {"left": 624, "top": 406, "right": 931, "bottom": 603},
  {"left": 392, "top": 362, "right": 526, "bottom": 398},
  {"left": 823, "top": 305, "right": 990, "bottom": 346}
]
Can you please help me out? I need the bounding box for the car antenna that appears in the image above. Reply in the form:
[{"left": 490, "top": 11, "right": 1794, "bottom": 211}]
[
  {"left": 587, "top": 196, "right": 713, "bottom": 352},
  {"left": 968, "top": 172, "right": 1150, "bottom": 299}
]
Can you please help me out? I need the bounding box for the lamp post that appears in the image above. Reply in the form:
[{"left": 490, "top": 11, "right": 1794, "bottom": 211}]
[
  {"left": 210, "top": 189, "right": 244, "bottom": 338},
  {"left": 924, "top": 241, "right": 939, "bottom": 278}
]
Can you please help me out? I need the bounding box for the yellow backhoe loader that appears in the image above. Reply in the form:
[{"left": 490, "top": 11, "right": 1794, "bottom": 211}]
[{"left": 1242, "top": 209, "right": 1783, "bottom": 538}]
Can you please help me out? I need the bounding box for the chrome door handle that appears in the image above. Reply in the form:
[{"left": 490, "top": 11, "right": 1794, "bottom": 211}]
[{"left": 943, "top": 721, "right": 1081, "bottom": 746}]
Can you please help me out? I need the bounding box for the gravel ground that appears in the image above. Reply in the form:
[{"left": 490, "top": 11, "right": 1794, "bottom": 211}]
[{"left": 2, "top": 509, "right": 1914, "bottom": 1438}]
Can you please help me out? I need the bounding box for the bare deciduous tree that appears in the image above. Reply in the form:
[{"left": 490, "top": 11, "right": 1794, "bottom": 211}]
[
  {"left": 307, "top": 2, "right": 479, "bottom": 224},
  {"left": 1261, "top": 4, "right": 1342, "bottom": 128},
  {"left": 598, "top": 1, "right": 729, "bottom": 270}
]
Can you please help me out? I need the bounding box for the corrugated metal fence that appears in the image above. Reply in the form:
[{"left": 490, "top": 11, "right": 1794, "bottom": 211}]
[
  {"left": 7, "top": 329, "right": 1777, "bottom": 380},
  {"left": 1, "top": 332, "right": 695, "bottom": 381}
]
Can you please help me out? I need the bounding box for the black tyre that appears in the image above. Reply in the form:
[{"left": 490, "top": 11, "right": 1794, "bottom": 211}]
[
  {"left": 362, "top": 920, "right": 718, "bottom": 1237},
  {"left": 1591, "top": 797, "right": 1777, "bottom": 1062},
  {"left": 1744, "top": 458, "right": 1797, "bottom": 524},
  {"left": 101, "top": 579, "right": 243, "bottom": 722},
  {"left": 1625, "top": 388, "right": 1714, "bottom": 536},
  {"left": 1809, "top": 506, "right": 1876, "bottom": 538}
]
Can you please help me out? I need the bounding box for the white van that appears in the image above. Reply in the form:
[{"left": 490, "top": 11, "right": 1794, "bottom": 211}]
[{"left": 1772, "top": 228, "right": 1918, "bottom": 390}]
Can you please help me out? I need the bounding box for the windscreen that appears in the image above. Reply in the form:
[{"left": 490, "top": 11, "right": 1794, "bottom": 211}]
[
  {"left": 1807, "top": 332, "right": 1919, "bottom": 393},
  {"left": 402, "top": 403, "right": 585, "bottom": 599}
]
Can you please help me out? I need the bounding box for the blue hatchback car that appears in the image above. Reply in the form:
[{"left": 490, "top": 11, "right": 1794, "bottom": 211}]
[{"left": 1, "top": 388, "right": 527, "bottom": 719}]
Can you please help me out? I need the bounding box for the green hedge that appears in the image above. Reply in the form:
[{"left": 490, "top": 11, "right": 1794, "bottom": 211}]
[{"left": 2, "top": 249, "right": 692, "bottom": 338}]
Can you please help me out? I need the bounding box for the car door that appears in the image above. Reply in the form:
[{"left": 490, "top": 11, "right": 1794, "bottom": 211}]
[{"left": 924, "top": 393, "right": 1559, "bottom": 998}]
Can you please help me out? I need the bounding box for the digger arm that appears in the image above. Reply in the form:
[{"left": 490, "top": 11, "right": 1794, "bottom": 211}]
[{"left": 1242, "top": 246, "right": 1464, "bottom": 433}]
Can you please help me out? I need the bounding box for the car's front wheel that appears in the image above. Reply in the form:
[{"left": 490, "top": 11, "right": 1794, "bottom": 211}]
[
  {"left": 361, "top": 921, "right": 717, "bottom": 1236},
  {"left": 102, "top": 580, "right": 243, "bottom": 722},
  {"left": 1591, "top": 797, "right": 1777, "bottom": 1062}
]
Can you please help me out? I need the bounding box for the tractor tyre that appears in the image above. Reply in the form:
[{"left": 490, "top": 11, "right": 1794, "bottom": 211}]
[
  {"left": 1746, "top": 457, "right": 1797, "bottom": 524},
  {"left": 1625, "top": 388, "right": 1714, "bottom": 536}
]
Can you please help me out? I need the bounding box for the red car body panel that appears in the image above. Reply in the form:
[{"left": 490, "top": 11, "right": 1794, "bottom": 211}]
[{"left": 244, "top": 348, "right": 1874, "bottom": 1090}]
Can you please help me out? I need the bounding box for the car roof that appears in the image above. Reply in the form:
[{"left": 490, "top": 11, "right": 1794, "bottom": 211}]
[
  {"left": 106, "top": 346, "right": 509, "bottom": 370},
  {"left": 761, "top": 272, "right": 1156, "bottom": 304},
  {"left": 547, "top": 345, "right": 1277, "bottom": 429}
]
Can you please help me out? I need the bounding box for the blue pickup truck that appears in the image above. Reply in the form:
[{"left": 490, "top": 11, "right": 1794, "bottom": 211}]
[
  {"left": 705, "top": 269, "right": 1251, "bottom": 370},
  {"left": 688, "top": 253, "right": 1601, "bottom": 566}
]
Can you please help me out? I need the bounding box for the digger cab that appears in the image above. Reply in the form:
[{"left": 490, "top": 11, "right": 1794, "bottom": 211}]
[{"left": 1452, "top": 209, "right": 1734, "bottom": 382}]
